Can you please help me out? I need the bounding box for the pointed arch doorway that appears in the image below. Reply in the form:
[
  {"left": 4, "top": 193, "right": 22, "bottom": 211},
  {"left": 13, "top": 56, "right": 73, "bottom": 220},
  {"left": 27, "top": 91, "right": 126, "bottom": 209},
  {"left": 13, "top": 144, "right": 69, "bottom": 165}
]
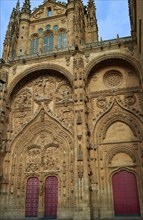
[
  {"left": 112, "top": 170, "right": 140, "bottom": 216},
  {"left": 45, "top": 176, "right": 58, "bottom": 218}
]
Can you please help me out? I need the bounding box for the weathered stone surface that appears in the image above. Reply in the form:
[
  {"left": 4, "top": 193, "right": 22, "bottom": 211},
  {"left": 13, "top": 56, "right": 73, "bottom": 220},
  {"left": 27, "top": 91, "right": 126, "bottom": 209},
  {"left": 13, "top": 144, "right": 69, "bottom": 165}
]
[{"left": 0, "top": 0, "right": 143, "bottom": 219}]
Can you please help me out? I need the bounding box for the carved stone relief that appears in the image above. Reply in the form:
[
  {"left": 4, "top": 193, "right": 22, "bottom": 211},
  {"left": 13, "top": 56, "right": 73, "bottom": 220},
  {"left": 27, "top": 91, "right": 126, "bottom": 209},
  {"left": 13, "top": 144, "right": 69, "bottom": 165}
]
[
  {"left": 43, "top": 145, "right": 62, "bottom": 171},
  {"left": 33, "top": 131, "right": 54, "bottom": 146},
  {"left": 11, "top": 73, "right": 74, "bottom": 132},
  {"left": 0, "top": 70, "right": 8, "bottom": 83},
  {"left": 55, "top": 84, "right": 73, "bottom": 104},
  {"left": 103, "top": 70, "right": 123, "bottom": 88},
  {"left": 26, "top": 146, "right": 41, "bottom": 172},
  {"left": 33, "top": 75, "right": 55, "bottom": 104},
  {"left": 13, "top": 89, "right": 32, "bottom": 110},
  {"left": 124, "top": 93, "right": 136, "bottom": 106}
]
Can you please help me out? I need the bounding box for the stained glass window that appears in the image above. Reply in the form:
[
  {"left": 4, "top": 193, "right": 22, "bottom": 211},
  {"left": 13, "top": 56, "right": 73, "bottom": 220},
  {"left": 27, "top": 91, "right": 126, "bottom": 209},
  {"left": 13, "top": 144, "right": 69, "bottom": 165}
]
[
  {"left": 45, "top": 25, "right": 51, "bottom": 30},
  {"left": 53, "top": 25, "right": 59, "bottom": 31},
  {"left": 44, "top": 35, "right": 54, "bottom": 52},
  {"left": 58, "top": 32, "right": 66, "bottom": 49},
  {"left": 38, "top": 28, "right": 43, "bottom": 35},
  {"left": 31, "top": 38, "right": 39, "bottom": 54}
]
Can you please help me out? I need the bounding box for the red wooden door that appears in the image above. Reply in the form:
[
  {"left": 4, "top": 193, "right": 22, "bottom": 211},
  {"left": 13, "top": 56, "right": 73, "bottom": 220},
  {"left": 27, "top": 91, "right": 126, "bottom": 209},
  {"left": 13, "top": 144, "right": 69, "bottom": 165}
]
[
  {"left": 45, "top": 176, "right": 58, "bottom": 218},
  {"left": 112, "top": 170, "right": 140, "bottom": 216},
  {"left": 25, "top": 177, "right": 39, "bottom": 217}
]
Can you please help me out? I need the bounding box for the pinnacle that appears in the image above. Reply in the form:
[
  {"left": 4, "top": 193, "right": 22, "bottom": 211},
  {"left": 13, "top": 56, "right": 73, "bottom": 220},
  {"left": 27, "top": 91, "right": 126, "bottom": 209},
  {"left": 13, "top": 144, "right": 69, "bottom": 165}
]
[{"left": 21, "top": 0, "right": 31, "bottom": 14}]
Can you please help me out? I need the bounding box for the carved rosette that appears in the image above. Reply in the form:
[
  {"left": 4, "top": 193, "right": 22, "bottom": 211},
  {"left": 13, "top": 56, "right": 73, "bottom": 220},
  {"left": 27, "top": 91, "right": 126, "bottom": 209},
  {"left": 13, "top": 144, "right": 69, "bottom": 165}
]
[
  {"left": 96, "top": 96, "right": 108, "bottom": 109},
  {"left": 124, "top": 93, "right": 136, "bottom": 106},
  {"left": 103, "top": 70, "right": 123, "bottom": 88}
]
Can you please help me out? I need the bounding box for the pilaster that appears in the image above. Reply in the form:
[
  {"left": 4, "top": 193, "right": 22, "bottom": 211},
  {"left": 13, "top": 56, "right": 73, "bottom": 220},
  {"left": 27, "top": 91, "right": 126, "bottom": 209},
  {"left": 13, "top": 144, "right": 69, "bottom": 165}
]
[{"left": 73, "top": 52, "right": 90, "bottom": 220}]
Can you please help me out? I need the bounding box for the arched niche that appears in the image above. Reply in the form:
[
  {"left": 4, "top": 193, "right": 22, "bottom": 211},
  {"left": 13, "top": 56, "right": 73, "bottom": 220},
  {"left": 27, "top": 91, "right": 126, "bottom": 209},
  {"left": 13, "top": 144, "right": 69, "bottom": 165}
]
[
  {"left": 94, "top": 108, "right": 141, "bottom": 144},
  {"left": 110, "top": 152, "right": 134, "bottom": 167},
  {"left": 7, "top": 64, "right": 73, "bottom": 100},
  {"left": 103, "top": 121, "right": 137, "bottom": 143},
  {"left": 7, "top": 69, "right": 74, "bottom": 133},
  {"left": 107, "top": 147, "right": 138, "bottom": 167},
  {"left": 86, "top": 64, "right": 140, "bottom": 93},
  {"left": 6, "top": 109, "right": 74, "bottom": 210},
  {"left": 85, "top": 53, "right": 142, "bottom": 85}
]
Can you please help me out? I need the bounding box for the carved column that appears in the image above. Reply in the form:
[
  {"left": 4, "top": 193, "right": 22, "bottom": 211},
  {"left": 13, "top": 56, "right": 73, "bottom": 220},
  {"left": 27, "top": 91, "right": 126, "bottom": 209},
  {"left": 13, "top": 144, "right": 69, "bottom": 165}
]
[
  {"left": 38, "top": 37, "right": 43, "bottom": 53},
  {"left": 0, "top": 64, "right": 9, "bottom": 215},
  {"left": 73, "top": 53, "right": 90, "bottom": 220}
]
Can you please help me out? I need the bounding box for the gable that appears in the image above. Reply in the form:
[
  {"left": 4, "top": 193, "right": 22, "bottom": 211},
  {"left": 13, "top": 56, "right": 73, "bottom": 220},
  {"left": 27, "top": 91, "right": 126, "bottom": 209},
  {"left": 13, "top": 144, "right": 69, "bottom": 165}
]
[{"left": 31, "top": 0, "right": 66, "bottom": 21}]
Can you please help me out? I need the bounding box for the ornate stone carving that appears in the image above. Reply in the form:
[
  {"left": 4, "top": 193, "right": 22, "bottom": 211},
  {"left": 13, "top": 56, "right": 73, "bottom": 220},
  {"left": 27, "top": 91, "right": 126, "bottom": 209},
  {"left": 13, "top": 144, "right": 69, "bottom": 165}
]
[
  {"left": 124, "top": 93, "right": 136, "bottom": 106},
  {"left": 43, "top": 145, "right": 61, "bottom": 171},
  {"left": 55, "top": 84, "right": 73, "bottom": 104},
  {"left": 0, "top": 70, "right": 8, "bottom": 83},
  {"left": 78, "top": 161, "right": 83, "bottom": 179},
  {"left": 96, "top": 96, "right": 107, "bottom": 109},
  {"left": 34, "top": 76, "right": 55, "bottom": 103},
  {"left": 26, "top": 146, "right": 41, "bottom": 172},
  {"left": 33, "top": 8, "right": 44, "bottom": 19},
  {"left": 13, "top": 89, "right": 32, "bottom": 110},
  {"left": 103, "top": 70, "right": 123, "bottom": 88},
  {"left": 54, "top": 5, "right": 64, "bottom": 14},
  {"left": 73, "top": 55, "right": 84, "bottom": 69},
  {"left": 12, "top": 65, "right": 17, "bottom": 75},
  {"left": 33, "top": 130, "right": 54, "bottom": 146}
]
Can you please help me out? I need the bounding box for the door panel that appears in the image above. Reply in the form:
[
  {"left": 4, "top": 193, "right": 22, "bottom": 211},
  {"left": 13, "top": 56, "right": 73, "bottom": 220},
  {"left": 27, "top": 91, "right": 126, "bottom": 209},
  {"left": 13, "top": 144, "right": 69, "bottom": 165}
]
[
  {"left": 112, "top": 170, "right": 140, "bottom": 216},
  {"left": 25, "top": 177, "right": 39, "bottom": 217},
  {"left": 45, "top": 176, "right": 58, "bottom": 218}
]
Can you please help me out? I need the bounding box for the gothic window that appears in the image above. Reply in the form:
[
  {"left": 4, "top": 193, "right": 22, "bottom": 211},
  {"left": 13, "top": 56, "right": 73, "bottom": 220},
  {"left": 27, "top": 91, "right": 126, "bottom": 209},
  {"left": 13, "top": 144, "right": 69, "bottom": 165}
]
[
  {"left": 44, "top": 34, "right": 54, "bottom": 52},
  {"left": 47, "top": 7, "right": 52, "bottom": 17},
  {"left": 45, "top": 24, "right": 51, "bottom": 30},
  {"left": 31, "top": 38, "right": 39, "bottom": 54},
  {"left": 53, "top": 25, "right": 59, "bottom": 31},
  {"left": 38, "top": 28, "right": 43, "bottom": 35},
  {"left": 58, "top": 31, "right": 66, "bottom": 49}
]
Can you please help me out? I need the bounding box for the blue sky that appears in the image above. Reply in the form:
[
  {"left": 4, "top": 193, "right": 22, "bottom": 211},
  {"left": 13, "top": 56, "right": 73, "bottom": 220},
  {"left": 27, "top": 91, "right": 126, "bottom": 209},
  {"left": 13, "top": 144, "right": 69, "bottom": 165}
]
[{"left": 0, "top": 0, "right": 130, "bottom": 57}]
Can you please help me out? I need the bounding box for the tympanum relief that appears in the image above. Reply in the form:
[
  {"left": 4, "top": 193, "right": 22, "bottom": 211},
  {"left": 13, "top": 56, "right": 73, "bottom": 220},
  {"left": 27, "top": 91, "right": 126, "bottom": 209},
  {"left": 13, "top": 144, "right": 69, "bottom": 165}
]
[
  {"left": 87, "top": 67, "right": 141, "bottom": 122},
  {"left": 11, "top": 72, "right": 74, "bottom": 133}
]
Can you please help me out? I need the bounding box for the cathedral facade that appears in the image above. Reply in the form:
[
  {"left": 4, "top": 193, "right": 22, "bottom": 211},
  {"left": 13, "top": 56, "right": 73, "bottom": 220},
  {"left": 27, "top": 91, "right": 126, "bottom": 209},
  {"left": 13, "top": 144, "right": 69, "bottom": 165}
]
[{"left": 0, "top": 0, "right": 143, "bottom": 219}]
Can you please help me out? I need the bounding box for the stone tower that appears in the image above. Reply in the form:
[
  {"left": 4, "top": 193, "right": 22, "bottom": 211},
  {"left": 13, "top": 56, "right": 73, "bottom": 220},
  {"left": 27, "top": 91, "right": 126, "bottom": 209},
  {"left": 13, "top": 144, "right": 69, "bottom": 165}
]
[{"left": 0, "top": 0, "right": 143, "bottom": 219}]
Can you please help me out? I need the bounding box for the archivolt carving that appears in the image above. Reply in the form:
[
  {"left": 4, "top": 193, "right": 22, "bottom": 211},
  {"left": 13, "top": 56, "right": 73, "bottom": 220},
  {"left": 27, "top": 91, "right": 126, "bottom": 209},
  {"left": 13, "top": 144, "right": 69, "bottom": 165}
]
[
  {"left": 100, "top": 113, "right": 140, "bottom": 140},
  {"left": 85, "top": 52, "right": 141, "bottom": 83},
  {"left": 8, "top": 117, "right": 73, "bottom": 205},
  {"left": 7, "top": 64, "right": 73, "bottom": 100},
  {"left": 106, "top": 147, "right": 138, "bottom": 166},
  {"left": 10, "top": 108, "right": 73, "bottom": 156},
  {"left": 93, "top": 100, "right": 141, "bottom": 142}
]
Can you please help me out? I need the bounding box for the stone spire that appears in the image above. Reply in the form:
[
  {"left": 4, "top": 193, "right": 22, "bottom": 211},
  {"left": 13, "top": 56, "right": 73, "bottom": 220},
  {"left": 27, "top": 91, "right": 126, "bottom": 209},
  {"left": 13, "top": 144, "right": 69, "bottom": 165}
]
[
  {"left": 86, "top": 0, "right": 98, "bottom": 42},
  {"left": 2, "top": 1, "right": 20, "bottom": 61},
  {"left": 16, "top": 0, "right": 20, "bottom": 11},
  {"left": 21, "top": 0, "right": 31, "bottom": 14},
  {"left": 87, "top": 0, "right": 98, "bottom": 27}
]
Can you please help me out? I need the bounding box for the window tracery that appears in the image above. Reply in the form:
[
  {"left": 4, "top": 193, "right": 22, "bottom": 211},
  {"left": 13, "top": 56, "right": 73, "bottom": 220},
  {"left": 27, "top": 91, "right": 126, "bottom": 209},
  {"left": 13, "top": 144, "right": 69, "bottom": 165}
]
[
  {"left": 58, "top": 31, "right": 66, "bottom": 49},
  {"left": 31, "top": 38, "right": 39, "bottom": 54}
]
